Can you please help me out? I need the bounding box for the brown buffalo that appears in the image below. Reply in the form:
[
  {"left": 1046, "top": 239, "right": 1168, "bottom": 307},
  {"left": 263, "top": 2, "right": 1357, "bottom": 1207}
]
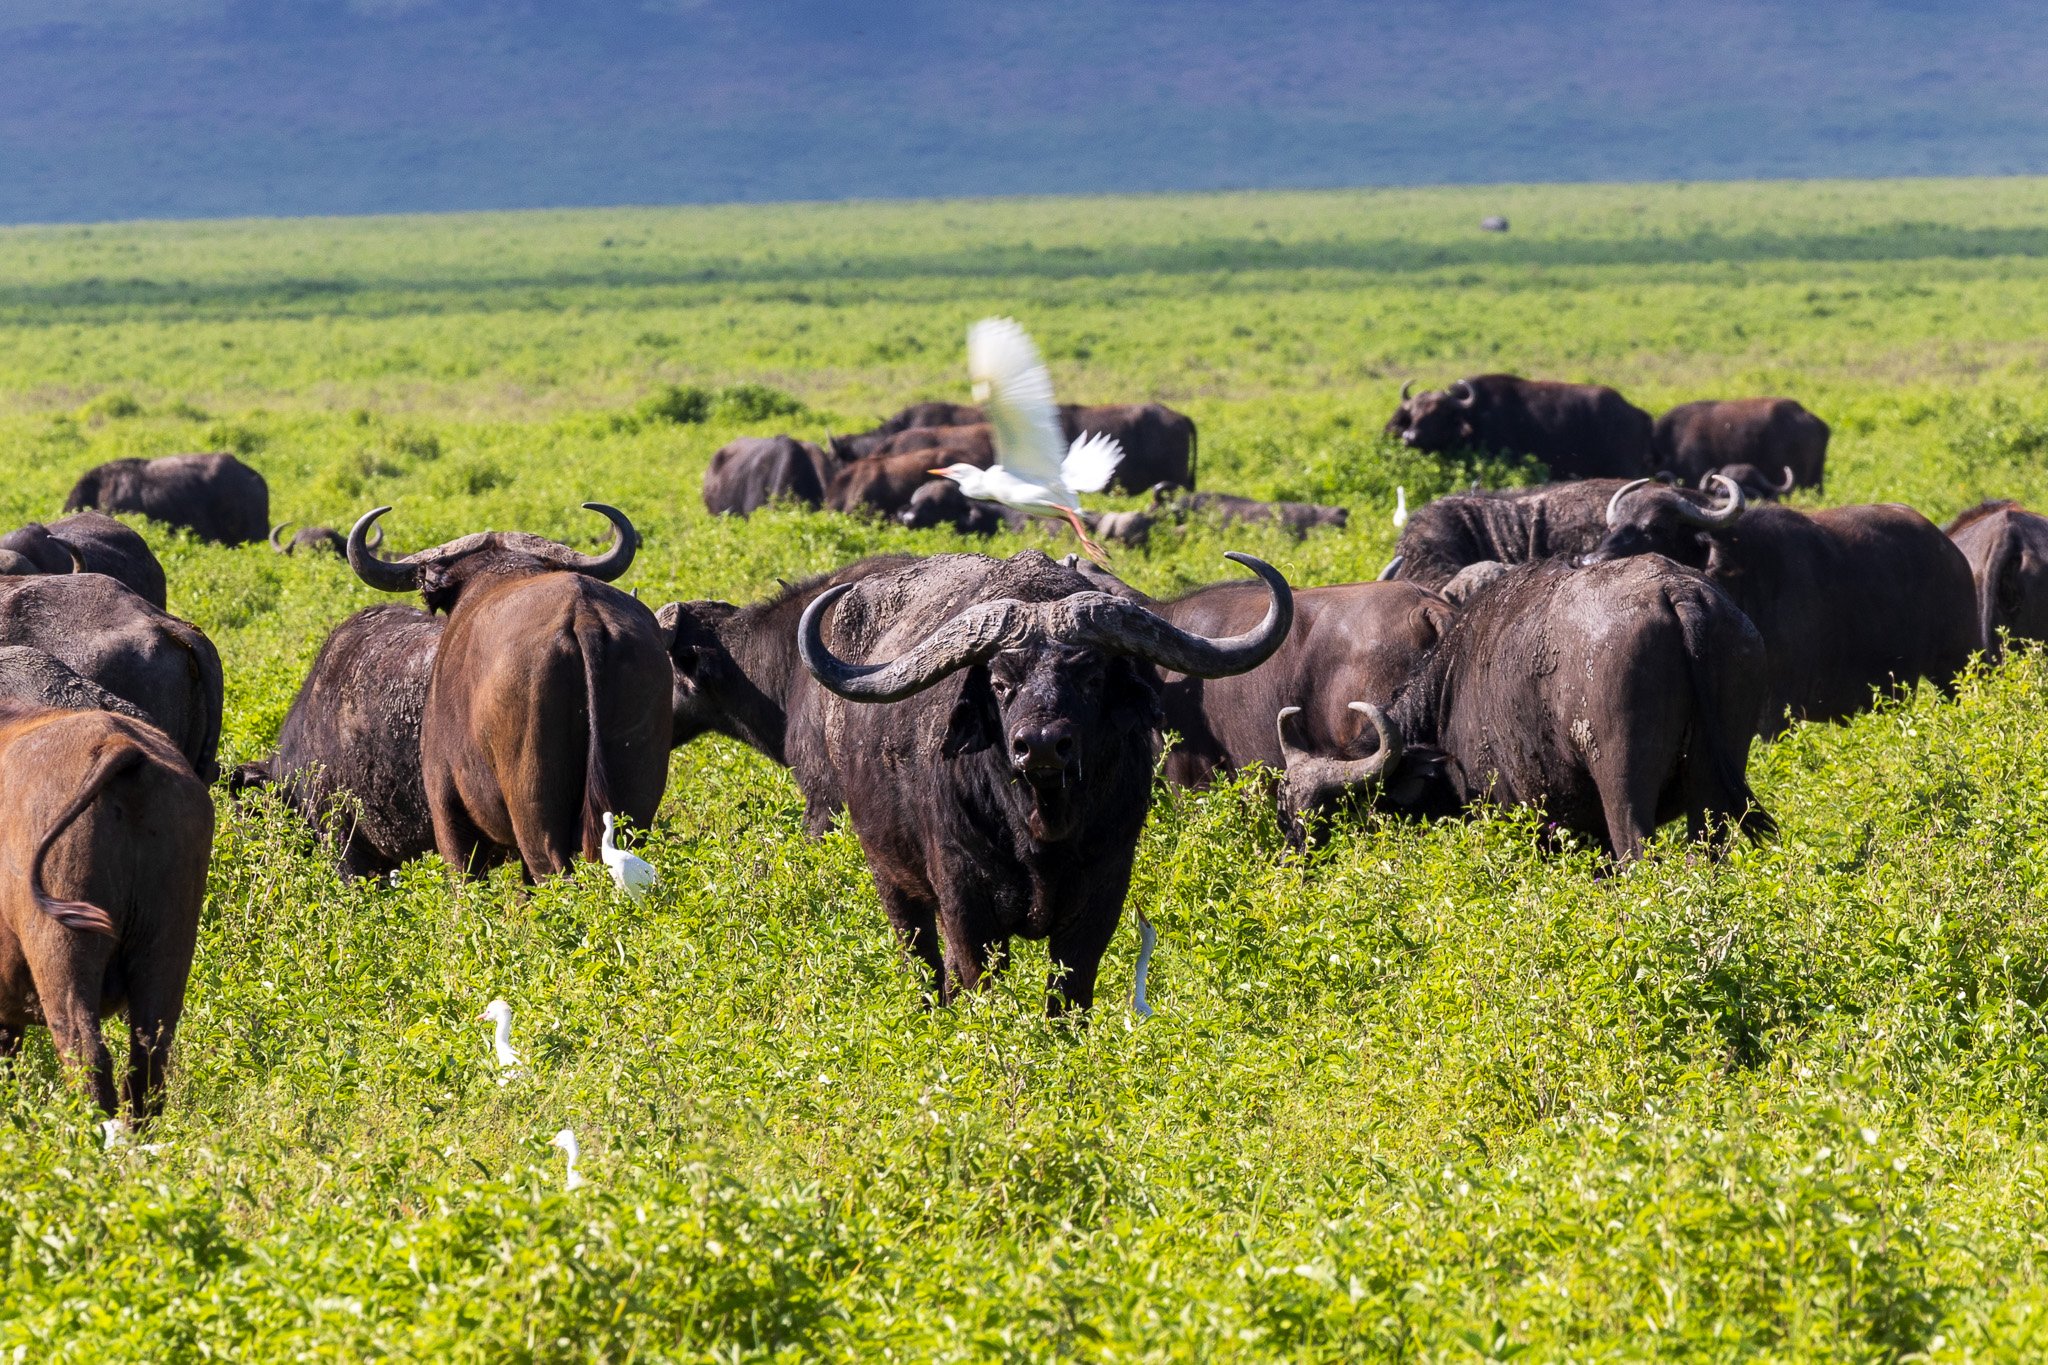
[
  {"left": 1652, "top": 399, "right": 1829, "bottom": 491},
  {"left": 0, "top": 702, "right": 213, "bottom": 1117},
  {"left": 703, "top": 436, "right": 837, "bottom": 517},
  {"left": 347, "top": 504, "right": 672, "bottom": 879},
  {"left": 827, "top": 447, "right": 993, "bottom": 518},
  {"left": 269, "top": 521, "right": 372, "bottom": 557},
  {"left": 836, "top": 403, "right": 1197, "bottom": 491},
  {"left": 64, "top": 452, "right": 269, "bottom": 546},
  {"left": 1945, "top": 500, "right": 2048, "bottom": 659}
]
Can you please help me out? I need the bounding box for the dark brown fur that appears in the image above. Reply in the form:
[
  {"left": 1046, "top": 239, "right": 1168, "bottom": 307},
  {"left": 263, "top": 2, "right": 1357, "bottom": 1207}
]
[
  {"left": 1945, "top": 500, "right": 2048, "bottom": 659},
  {"left": 1652, "top": 398, "right": 1829, "bottom": 490},
  {"left": 1386, "top": 375, "right": 1653, "bottom": 480},
  {"left": 64, "top": 452, "right": 269, "bottom": 546}
]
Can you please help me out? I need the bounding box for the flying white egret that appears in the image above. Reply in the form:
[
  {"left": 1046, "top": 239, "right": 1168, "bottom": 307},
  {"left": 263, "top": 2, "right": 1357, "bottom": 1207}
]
[
  {"left": 479, "top": 997, "right": 525, "bottom": 1083},
  {"left": 551, "top": 1128, "right": 589, "bottom": 1191},
  {"left": 928, "top": 317, "right": 1124, "bottom": 565},
  {"left": 1392, "top": 486, "right": 1409, "bottom": 530},
  {"left": 600, "top": 813, "right": 656, "bottom": 900}
]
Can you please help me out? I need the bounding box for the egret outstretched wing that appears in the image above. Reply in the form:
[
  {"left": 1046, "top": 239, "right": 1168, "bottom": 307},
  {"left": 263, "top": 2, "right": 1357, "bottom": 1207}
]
[
  {"left": 968, "top": 317, "right": 1066, "bottom": 486},
  {"left": 1060, "top": 432, "right": 1124, "bottom": 495}
]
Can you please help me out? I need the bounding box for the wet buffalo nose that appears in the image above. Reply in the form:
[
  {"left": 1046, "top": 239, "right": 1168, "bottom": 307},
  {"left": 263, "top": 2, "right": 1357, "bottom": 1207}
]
[{"left": 1010, "top": 723, "right": 1075, "bottom": 770}]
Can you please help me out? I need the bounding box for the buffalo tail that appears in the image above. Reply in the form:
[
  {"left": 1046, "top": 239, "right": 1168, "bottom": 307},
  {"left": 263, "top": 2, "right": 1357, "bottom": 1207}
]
[
  {"left": 30, "top": 734, "right": 149, "bottom": 938},
  {"left": 1670, "top": 594, "right": 1778, "bottom": 843},
  {"left": 574, "top": 611, "right": 617, "bottom": 863}
]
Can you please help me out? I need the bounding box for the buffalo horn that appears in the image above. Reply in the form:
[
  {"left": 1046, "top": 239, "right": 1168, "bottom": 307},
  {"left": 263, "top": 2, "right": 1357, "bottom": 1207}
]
[
  {"left": 1399, "top": 380, "right": 1414, "bottom": 401},
  {"left": 1449, "top": 379, "right": 1476, "bottom": 406},
  {"left": 800, "top": 552, "right": 1294, "bottom": 704},
  {"left": 269, "top": 520, "right": 293, "bottom": 553},
  {"left": 1274, "top": 702, "right": 1403, "bottom": 800},
  {"left": 1376, "top": 554, "right": 1405, "bottom": 582},
  {"left": 346, "top": 506, "right": 417, "bottom": 593},
  {"left": 1771, "top": 465, "right": 1797, "bottom": 495},
  {"left": 1676, "top": 474, "right": 1746, "bottom": 530},
  {"left": 62, "top": 543, "right": 86, "bottom": 574},
  {"left": 1604, "top": 478, "right": 1653, "bottom": 529},
  {"left": 559, "top": 502, "right": 639, "bottom": 581}
]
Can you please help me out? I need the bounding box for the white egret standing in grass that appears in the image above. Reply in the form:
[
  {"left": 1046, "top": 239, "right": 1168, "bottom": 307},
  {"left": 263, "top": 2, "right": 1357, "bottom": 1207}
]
[
  {"left": 1393, "top": 486, "right": 1409, "bottom": 530},
  {"left": 600, "top": 813, "right": 655, "bottom": 900},
  {"left": 927, "top": 317, "right": 1124, "bottom": 565},
  {"left": 479, "top": 998, "right": 525, "bottom": 1083},
  {"left": 551, "top": 1128, "right": 589, "bottom": 1190}
]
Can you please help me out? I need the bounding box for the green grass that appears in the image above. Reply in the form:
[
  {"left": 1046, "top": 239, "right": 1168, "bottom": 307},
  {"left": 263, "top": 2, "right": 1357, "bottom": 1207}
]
[{"left": 7, "top": 179, "right": 2048, "bottom": 1360}]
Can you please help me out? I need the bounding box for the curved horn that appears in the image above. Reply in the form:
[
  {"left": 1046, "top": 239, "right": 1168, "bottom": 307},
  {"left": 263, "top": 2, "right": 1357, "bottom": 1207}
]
[
  {"left": 1771, "top": 465, "right": 1796, "bottom": 495},
  {"left": 269, "top": 520, "right": 293, "bottom": 553},
  {"left": 1377, "top": 554, "right": 1405, "bottom": 582},
  {"left": 62, "top": 542, "right": 86, "bottom": 574},
  {"left": 799, "top": 583, "right": 1030, "bottom": 703},
  {"left": 1449, "top": 379, "right": 1476, "bottom": 406},
  {"left": 1399, "top": 380, "right": 1414, "bottom": 401},
  {"left": 1056, "top": 552, "right": 1292, "bottom": 679},
  {"left": 346, "top": 506, "right": 416, "bottom": 593},
  {"left": 560, "top": 502, "right": 639, "bottom": 581},
  {"left": 1676, "top": 474, "right": 1746, "bottom": 530},
  {"left": 365, "top": 525, "right": 383, "bottom": 551},
  {"left": 1605, "top": 478, "right": 1653, "bottom": 529},
  {"left": 1348, "top": 700, "right": 1403, "bottom": 775},
  {"left": 1274, "top": 702, "right": 1403, "bottom": 813}
]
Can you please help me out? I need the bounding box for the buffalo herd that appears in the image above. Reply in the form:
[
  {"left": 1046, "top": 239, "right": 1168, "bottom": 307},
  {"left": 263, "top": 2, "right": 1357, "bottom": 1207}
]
[{"left": 4, "top": 370, "right": 2048, "bottom": 1122}]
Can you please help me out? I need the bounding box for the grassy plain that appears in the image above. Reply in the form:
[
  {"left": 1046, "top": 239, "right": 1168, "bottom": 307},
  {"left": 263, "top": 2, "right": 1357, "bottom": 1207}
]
[{"left": 7, "top": 179, "right": 2048, "bottom": 1359}]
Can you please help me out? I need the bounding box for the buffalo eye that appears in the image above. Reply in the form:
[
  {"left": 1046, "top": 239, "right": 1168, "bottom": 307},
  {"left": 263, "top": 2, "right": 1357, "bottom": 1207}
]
[{"left": 991, "top": 677, "right": 1014, "bottom": 701}]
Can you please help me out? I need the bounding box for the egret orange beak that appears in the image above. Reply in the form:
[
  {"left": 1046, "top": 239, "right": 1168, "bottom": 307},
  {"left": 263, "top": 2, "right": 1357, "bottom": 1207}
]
[{"left": 927, "top": 468, "right": 948, "bottom": 476}]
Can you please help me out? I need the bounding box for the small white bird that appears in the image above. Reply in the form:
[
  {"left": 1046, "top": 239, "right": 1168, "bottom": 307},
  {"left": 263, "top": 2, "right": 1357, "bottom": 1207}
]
[
  {"left": 1131, "top": 909, "right": 1157, "bottom": 1019},
  {"left": 100, "top": 1118, "right": 166, "bottom": 1156},
  {"left": 600, "top": 813, "right": 656, "bottom": 900},
  {"left": 1392, "top": 486, "right": 1409, "bottom": 530},
  {"left": 479, "top": 997, "right": 525, "bottom": 1083},
  {"left": 929, "top": 317, "right": 1124, "bottom": 565},
  {"left": 551, "top": 1128, "right": 589, "bottom": 1191}
]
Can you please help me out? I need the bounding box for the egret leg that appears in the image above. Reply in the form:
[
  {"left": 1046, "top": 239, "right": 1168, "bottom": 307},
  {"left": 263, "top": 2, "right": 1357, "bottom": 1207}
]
[
  {"left": 1061, "top": 508, "right": 1112, "bottom": 567},
  {"left": 1131, "top": 909, "right": 1157, "bottom": 1019}
]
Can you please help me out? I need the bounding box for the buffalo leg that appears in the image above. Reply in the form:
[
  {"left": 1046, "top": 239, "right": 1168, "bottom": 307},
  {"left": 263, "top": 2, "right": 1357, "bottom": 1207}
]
[
  {"left": 1045, "top": 857, "right": 1139, "bottom": 1015},
  {"left": 27, "top": 951, "right": 116, "bottom": 1114},
  {"left": 1598, "top": 768, "right": 1661, "bottom": 865},
  {"left": 121, "top": 958, "right": 193, "bottom": 1122},
  {"left": 874, "top": 881, "right": 946, "bottom": 1001},
  {"left": 936, "top": 912, "right": 1009, "bottom": 1003}
]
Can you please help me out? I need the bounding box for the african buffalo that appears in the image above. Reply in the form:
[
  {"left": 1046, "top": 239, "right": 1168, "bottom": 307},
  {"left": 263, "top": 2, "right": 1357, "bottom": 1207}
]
[
  {"left": 347, "top": 504, "right": 672, "bottom": 879},
  {"left": 795, "top": 550, "right": 1290, "bottom": 1011},
  {"left": 1945, "top": 500, "right": 2048, "bottom": 659},
  {"left": 703, "top": 436, "right": 837, "bottom": 517},
  {"left": 64, "top": 452, "right": 269, "bottom": 546},
  {"left": 838, "top": 403, "right": 1196, "bottom": 490},
  {"left": 1586, "top": 477, "right": 1978, "bottom": 734},
  {"left": 833, "top": 401, "right": 996, "bottom": 458},
  {"left": 1276, "top": 557, "right": 1775, "bottom": 861},
  {"left": 1652, "top": 399, "right": 1829, "bottom": 491},
  {"left": 1150, "top": 485, "right": 1349, "bottom": 537},
  {"left": 269, "top": 521, "right": 369, "bottom": 557},
  {"left": 0, "top": 647, "right": 154, "bottom": 724},
  {"left": 828, "top": 447, "right": 992, "bottom": 519},
  {"left": 0, "top": 512, "right": 167, "bottom": 609},
  {"left": 1147, "top": 577, "right": 1453, "bottom": 792},
  {"left": 837, "top": 424, "right": 999, "bottom": 465},
  {"left": 0, "top": 575, "right": 223, "bottom": 782},
  {"left": 1703, "top": 464, "right": 1798, "bottom": 502},
  {"left": 0, "top": 701, "right": 213, "bottom": 1117},
  {"left": 229, "top": 604, "right": 441, "bottom": 877},
  {"left": 1388, "top": 478, "right": 1675, "bottom": 590},
  {"left": 898, "top": 479, "right": 1023, "bottom": 535},
  {"left": 656, "top": 556, "right": 916, "bottom": 833},
  {"left": 1385, "top": 375, "right": 1653, "bottom": 480}
]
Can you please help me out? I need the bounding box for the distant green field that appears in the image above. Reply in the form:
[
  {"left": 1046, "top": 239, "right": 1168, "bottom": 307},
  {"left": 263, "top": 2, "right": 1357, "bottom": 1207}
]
[{"left": 8, "top": 180, "right": 2048, "bottom": 1360}]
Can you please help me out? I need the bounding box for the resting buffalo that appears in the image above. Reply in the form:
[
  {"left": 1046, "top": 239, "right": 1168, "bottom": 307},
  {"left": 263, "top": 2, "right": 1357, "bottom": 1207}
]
[
  {"left": 0, "top": 513, "right": 167, "bottom": 609},
  {"left": 0, "top": 575, "right": 223, "bottom": 782},
  {"left": 1276, "top": 557, "right": 1775, "bottom": 862},
  {"left": 64, "top": 452, "right": 269, "bottom": 546},
  {"left": 1150, "top": 486, "right": 1348, "bottom": 537},
  {"left": 1388, "top": 478, "right": 1668, "bottom": 590},
  {"left": 898, "top": 480, "right": 1023, "bottom": 535},
  {"left": 1945, "top": 500, "right": 2048, "bottom": 659},
  {"left": 229, "top": 605, "right": 441, "bottom": 877},
  {"left": 794, "top": 550, "right": 1290, "bottom": 1011},
  {"left": 828, "top": 448, "right": 992, "bottom": 518},
  {"left": 1146, "top": 577, "right": 1453, "bottom": 793},
  {"left": 702, "top": 436, "right": 835, "bottom": 517},
  {"left": 656, "top": 556, "right": 916, "bottom": 832},
  {"left": 347, "top": 504, "right": 671, "bottom": 879},
  {"left": 1704, "top": 464, "right": 1797, "bottom": 502},
  {"left": 0, "top": 701, "right": 213, "bottom": 1117},
  {"left": 838, "top": 403, "right": 1197, "bottom": 490},
  {"left": 269, "top": 521, "right": 371, "bottom": 557},
  {"left": 1385, "top": 375, "right": 1653, "bottom": 480},
  {"left": 1587, "top": 477, "right": 1978, "bottom": 734},
  {"left": 836, "top": 424, "right": 998, "bottom": 465},
  {"left": 1652, "top": 399, "right": 1828, "bottom": 491}
]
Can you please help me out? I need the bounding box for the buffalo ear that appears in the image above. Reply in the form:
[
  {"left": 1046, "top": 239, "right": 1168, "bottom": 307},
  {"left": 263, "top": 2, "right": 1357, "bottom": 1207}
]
[
  {"left": 1387, "top": 746, "right": 1454, "bottom": 808},
  {"left": 942, "top": 666, "right": 999, "bottom": 758},
  {"left": 1106, "top": 659, "right": 1164, "bottom": 735}
]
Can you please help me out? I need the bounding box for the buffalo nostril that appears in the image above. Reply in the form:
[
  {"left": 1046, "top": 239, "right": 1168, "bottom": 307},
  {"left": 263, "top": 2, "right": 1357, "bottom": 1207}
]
[
  {"left": 1054, "top": 736, "right": 1074, "bottom": 758},
  {"left": 1012, "top": 737, "right": 1032, "bottom": 757}
]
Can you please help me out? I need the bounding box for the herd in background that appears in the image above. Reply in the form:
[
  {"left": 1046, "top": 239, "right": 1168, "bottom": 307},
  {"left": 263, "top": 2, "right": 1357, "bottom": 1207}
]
[{"left": 3, "top": 364, "right": 2047, "bottom": 1128}]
